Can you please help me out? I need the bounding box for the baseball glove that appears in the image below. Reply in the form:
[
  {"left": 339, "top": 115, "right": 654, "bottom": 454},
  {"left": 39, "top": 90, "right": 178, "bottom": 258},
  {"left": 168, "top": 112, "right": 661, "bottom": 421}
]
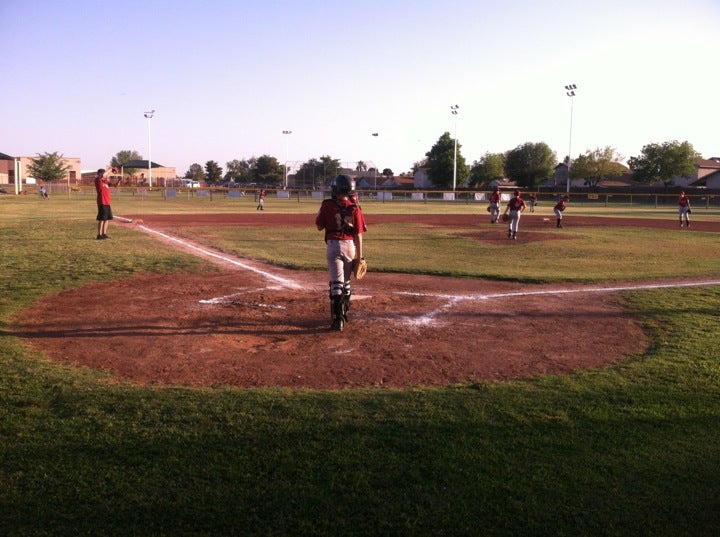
[
  {"left": 486, "top": 206, "right": 492, "bottom": 212},
  {"left": 687, "top": 208, "right": 692, "bottom": 214},
  {"left": 353, "top": 257, "right": 367, "bottom": 279},
  {"left": 501, "top": 213, "right": 509, "bottom": 222}
]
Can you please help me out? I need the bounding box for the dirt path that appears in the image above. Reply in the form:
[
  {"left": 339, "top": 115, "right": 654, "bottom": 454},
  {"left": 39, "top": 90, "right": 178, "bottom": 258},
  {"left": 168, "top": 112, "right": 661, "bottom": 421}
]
[{"left": 13, "top": 213, "right": 719, "bottom": 390}]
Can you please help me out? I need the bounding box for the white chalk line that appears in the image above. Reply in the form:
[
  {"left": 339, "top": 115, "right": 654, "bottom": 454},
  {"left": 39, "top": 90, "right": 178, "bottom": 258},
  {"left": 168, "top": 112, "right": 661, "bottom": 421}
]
[
  {"left": 134, "top": 223, "right": 303, "bottom": 289},
  {"left": 397, "top": 280, "right": 720, "bottom": 302},
  {"left": 198, "top": 286, "right": 288, "bottom": 305},
  {"left": 393, "top": 280, "right": 720, "bottom": 328},
  {"left": 122, "top": 217, "right": 720, "bottom": 328}
]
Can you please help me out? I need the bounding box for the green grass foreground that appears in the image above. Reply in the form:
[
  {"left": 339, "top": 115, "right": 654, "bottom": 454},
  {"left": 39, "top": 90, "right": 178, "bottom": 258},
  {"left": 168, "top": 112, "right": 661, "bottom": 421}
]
[{"left": 1, "top": 196, "right": 720, "bottom": 536}]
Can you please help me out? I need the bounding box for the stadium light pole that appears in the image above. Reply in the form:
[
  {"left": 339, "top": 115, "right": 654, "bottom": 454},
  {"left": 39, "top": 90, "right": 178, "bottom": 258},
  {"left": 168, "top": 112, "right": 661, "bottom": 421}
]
[
  {"left": 371, "top": 132, "right": 379, "bottom": 189},
  {"left": 564, "top": 85, "right": 577, "bottom": 194},
  {"left": 282, "top": 130, "right": 292, "bottom": 189},
  {"left": 450, "top": 104, "right": 459, "bottom": 191},
  {"left": 144, "top": 110, "right": 155, "bottom": 189}
]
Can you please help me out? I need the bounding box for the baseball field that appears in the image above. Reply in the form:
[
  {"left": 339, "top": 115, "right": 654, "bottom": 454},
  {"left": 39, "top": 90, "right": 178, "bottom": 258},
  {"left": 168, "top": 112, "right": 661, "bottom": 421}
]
[{"left": 2, "top": 191, "right": 720, "bottom": 535}]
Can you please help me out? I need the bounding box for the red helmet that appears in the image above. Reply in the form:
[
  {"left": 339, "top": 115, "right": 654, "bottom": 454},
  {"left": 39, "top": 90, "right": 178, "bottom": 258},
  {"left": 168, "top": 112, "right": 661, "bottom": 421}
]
[
  {"left": 514, "top": 189, "right": 521, "bottom": 197},
  {"left": 493, "top": 186, "right": 500, "bottom": 191}
]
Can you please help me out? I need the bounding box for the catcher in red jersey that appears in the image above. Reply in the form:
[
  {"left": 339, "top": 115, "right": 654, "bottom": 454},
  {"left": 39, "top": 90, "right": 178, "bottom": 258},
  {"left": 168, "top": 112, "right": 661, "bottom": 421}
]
[
  {"left": 502, "top": 189, "right": 526, "bottom": 240},
  {"left": 316, "top": 175, "right": 367, "bottom": 331}
]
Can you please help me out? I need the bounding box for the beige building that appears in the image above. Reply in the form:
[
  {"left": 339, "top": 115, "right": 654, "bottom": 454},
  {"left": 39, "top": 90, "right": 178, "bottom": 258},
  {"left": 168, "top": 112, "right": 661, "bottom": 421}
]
[{"left": 0, "top": 153, "right": 81, "bottom": 186}]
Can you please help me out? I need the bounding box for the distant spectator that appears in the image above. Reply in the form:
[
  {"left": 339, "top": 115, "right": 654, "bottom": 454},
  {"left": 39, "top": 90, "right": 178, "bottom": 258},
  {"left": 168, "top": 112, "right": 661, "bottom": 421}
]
[{"left": 38, "top": 185, "right": 49, "bottom": 199}]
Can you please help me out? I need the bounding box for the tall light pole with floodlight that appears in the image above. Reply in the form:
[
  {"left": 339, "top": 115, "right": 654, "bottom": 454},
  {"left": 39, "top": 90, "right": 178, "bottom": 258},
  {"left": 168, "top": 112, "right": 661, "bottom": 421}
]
[
  {"left": 450, "top": 105, "right": 459, "bottom": 191},
  {"left": 144, "top": 110, "right": 155, "bottom": 188},
  {"left": 282, "top": 130, "right": 292, "bottom": 188},
  {"left": 371, "top": 132, "right": 379, "bottom": 189},
  {"left": 564, "top": 85, "right": 577, "bottom": 194}
]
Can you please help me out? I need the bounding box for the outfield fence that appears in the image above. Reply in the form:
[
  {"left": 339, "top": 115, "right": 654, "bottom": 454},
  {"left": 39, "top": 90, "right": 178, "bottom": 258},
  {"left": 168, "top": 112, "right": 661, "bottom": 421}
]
[{"left": 13, "top": 182, "right": 720, "bottom": 210}]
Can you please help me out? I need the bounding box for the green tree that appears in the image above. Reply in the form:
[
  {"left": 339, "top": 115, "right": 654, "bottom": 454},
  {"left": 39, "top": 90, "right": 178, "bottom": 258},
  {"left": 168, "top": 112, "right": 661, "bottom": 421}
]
[
  {"left": 425, "top": 132, "right": 468, "bottom": 188},
  {"left": 185, "top": 163, "right": 204, "bottom": 181},
  {"left": 111, "top": 150, "right": 142, "bottom": 168},
  {"left": 504, "top": 142, "right": 557, "bottom": 190},
  {"left": 27, "top": 151, "right": 71, "bottom": 182},
  {"left": 294, "top": 156, "right": 341, "bottom": 189},
  {"left": 628, "top": 140, "right": 701, "bottom": 188},
  {"left": 382, "top": 168, "right": 393, "bottom": 178},
  {"left": 225, "top": 159, "right": 254, "bottom": 183},
  {"left": 252, "top": 155, "right": 283, "bottom": 185},
  {"left": 111, "top": 150, "right": 143, "bottom": 178},
  {"left": 468, "top": 152, "right": 506, "bottom": 188},
  {"left": 570, "top": 146, "right": 626, "bottom": 188},
  {"left": 204, "top": 161, "right": 223, "bottom": 184}
]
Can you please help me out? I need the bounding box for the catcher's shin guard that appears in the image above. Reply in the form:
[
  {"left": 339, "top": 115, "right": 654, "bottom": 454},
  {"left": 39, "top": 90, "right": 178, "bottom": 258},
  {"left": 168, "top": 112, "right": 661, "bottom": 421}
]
[
  {"left": 341, "top": 283, "right": 352, "bottom": 323},
  {"left": 330, "top": 295, "right": 344, "bottom": 331}
]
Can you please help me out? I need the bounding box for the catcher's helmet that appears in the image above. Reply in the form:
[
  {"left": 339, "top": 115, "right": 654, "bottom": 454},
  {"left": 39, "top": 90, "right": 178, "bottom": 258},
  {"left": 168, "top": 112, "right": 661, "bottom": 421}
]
[{"left": 331, "top": 174, "right": 356, "bottom": 197}]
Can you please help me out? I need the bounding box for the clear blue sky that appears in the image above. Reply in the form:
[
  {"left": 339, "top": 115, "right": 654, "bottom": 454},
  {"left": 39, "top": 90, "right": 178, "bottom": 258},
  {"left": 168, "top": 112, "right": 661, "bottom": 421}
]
[{"left": 2, "top": 0, "right": 718, "bottom": 176}]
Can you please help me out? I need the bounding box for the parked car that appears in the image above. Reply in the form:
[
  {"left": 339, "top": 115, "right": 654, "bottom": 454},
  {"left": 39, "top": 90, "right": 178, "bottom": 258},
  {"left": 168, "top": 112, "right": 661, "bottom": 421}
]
[{"left": 181, "top": 179, "right": 201, "bottom": 188}]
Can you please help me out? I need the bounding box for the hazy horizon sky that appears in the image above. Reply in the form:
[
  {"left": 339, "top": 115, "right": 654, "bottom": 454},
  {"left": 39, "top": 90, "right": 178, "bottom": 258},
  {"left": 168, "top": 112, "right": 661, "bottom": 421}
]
[{"left": 2, "top": 0, "right": 718, "bottom": 176}]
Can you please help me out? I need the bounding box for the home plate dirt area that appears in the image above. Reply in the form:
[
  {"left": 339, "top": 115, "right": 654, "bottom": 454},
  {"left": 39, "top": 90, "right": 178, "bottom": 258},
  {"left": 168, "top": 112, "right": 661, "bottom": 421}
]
[{"left": 16, "top": 213, "right": 719, "bottom": 390}]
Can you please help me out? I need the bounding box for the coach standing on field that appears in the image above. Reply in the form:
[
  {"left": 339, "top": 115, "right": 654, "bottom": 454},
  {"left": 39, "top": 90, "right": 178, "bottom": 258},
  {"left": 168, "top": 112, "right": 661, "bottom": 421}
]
[{"left": 94, "top": 168, "right": 120, "bottom": 240}]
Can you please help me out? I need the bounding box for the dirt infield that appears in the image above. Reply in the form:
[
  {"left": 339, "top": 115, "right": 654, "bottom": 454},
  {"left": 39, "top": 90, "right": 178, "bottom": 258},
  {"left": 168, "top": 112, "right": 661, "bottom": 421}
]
[{"left": 15, "top": 213, "right": 717, "bottom": 390}]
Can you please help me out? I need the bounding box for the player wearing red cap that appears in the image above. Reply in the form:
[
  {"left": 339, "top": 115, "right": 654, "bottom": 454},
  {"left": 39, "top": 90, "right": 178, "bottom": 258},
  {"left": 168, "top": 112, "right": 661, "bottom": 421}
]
[
  {"left": 503, "top": 190, "right": 526, "bottom": 240},
  {"left": 554, "top": 194, "right": 570, "bottom": 228},
  {"left": 678, "top": 191, "right": 691, "bottom": 227},
  {"left": 488, "top": 186, "right": 502, "bottom": 223}
]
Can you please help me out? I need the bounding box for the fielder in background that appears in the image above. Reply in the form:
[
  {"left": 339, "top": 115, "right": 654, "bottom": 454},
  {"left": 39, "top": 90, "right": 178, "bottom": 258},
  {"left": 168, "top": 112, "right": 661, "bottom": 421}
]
[
  {"left": 678, "top": 191, "right": 691, "bottom": 227},
  {"left": 488, "top": 186, "right": 502, "bottom": 223},
  {"left": 554, "top": 194, "right": 570, "bottom": 228},
  {"left": 503, "top": 189, "right": 526, "bottom": 240},
  {"left": 528, "top": 192, "right": 537, "bottom": 213},
  {"left": 316, "top": 175, "right": 367, "bottom": 331},
  {"left": 256, "top": 188, "right": 266, "bottom": 210},
  {"left": 94, "top": 168, "right": 121, "bottom": 240}
]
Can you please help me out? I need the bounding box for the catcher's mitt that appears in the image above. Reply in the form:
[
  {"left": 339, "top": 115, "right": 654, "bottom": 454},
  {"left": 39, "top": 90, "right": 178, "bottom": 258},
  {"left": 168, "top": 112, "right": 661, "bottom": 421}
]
[
  {"left": 353, "top": 257, "right": 367, "bottom": 279},
  {"left": 501, "top": 213, "right": 509, "bottom": 222}
]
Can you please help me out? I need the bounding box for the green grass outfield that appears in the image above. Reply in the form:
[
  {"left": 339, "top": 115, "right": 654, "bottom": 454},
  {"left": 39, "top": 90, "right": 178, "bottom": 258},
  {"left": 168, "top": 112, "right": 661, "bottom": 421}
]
[{"left": 2, "top": 195, "right": 720, "bottom": 536}]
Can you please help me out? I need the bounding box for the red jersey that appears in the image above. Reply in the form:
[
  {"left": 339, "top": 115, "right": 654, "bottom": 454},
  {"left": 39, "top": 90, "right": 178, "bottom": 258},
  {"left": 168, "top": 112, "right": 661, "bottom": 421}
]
[
  {"left": 678, "top": 194, "right": 690, "bottom": 207},
  {"left": 489, "top": 191, "right": 501, "bottom": 203},
  {"left": 95, "top": 176, "right": 112, "bottom": 205},
  {"left": 316, "top": 198, "right": 366, "bottom": 241},
  {"left": 507, "top": 197, "right": 525, "bottom": 211},
  {"left": 555, "top": 197, "right": 569, "bottom": 211}
]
